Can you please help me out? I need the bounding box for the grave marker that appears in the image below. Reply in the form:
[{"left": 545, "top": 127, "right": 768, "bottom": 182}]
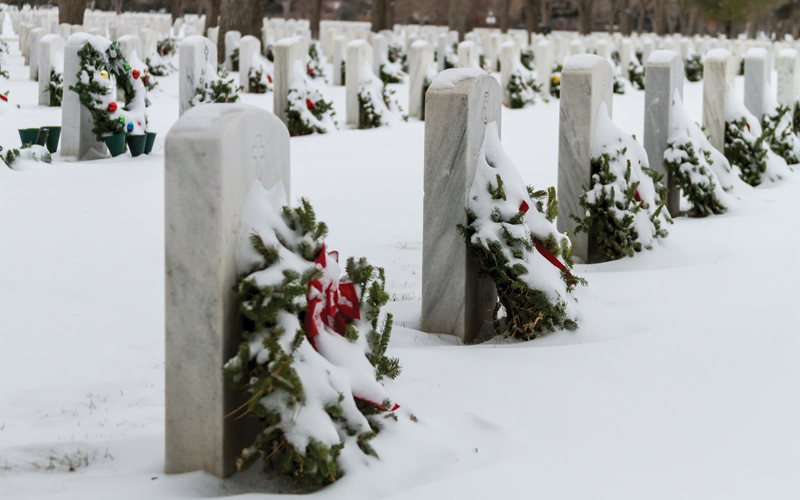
[
  {"left": 702, "top": 49, "right": 735, "bottom": 153},
  {"left": 408, "top": 40, "right": 434, "bottom": 119},
  {"left": 178, "top": 35, "right": 216, "bottom": 116},
  {"left": 345, "top": 39, "right": 373, "bottom": 127}
]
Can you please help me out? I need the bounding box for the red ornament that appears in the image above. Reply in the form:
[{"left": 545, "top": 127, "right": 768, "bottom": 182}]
[
  {"left": 306, "top": 98, "right": 316, "bottom": 110},
  {"left": 519, "top": 200, "right": 529, "bottom": 213},
  {"left": 108, "top": 102, "right": 117, "bottom": 112},
  {"left": 142, "top": 76, "right": 148, "bottom": 85},
  {"left": 267, "top": 74, "right": 273, "bottom": 83},
  {"left": 132, "top": 69, "right": 140, "bottom": 79},
  {"left": 0, "top": 92, "right": 8, "bottom": 102},
  {"left": 307, "top": 65, "right": 314, "bottom": 76}
]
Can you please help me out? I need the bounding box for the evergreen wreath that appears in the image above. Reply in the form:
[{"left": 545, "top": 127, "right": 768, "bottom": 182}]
[
  {"left": 725, "top": 116, "right": 767, "bottom": 186},
  {"left": 684, "top": 54, "right": 703, "bottom": 82},
  {"left": 793, "top": 99, "right": 800, "bottom": 135},
  {"left": 307, "top": 42, "right": 325, "bottom": 80},
  {"left": 762, "top": 104, "right": 800, "bottom": 164},
  {"left": 145, "top": 54, "right": 175, "bottom": 76},
  {"left": 1, "top": 144, "right": 52, "bottom": 168},
  {"left": 611, "top": 49, "right": 621, "bottom": 66},
  {"left": 520, "top": 48, "right": 534, "bottom": 71},
  {"left": 387, "top": 42, "right": 407, "bottom": 72},
  {"left": 157, "top": 37, "right": 177, "bottom": 57},
  {"left": 663, "top": 141, "right": 727, "bottom": 217},
  {"left": 68, "top": 40, "right": 147, "bottom": 142},
  {"left": 285, "top": 63, "right": 336, "bottom": 136},
  {"left": 444, "top": 43, "right": 457, "bottom": 70},
  {"left": 231, "top": 47, "right": 240, "bottom": 71},
  {"left": 224, "top": 197, "right": 401, "bottom": 487},
  {"left": 550, "top": 65, "right": 561, "bottom": 99},
  {"left": 265, "top": 44, "right": 275, "bottom": 62},
  {"left": 191, "top": 67, "right": 241, "bottom": 106},
  {"left": 613, "top": 76, "right": 625, "bottom": 94},
  {"left": 357, "top": 66, "right": 399, "bottom": 129},
  {"left": 379, "top": 63, "right": 403, "bottom": 84},
  {"left": 340, "top": 60, "right": 345, "bottom": 85},
  {"left": 47, "top": 69, "right": 63, "bottom": 107},
  {"left": 506, "top": 69, "right": 540, "bottom": 109},
  {"left": 249, "top": 65, "right": 272, "bottom": 94},
  {"left": 0, "top": 39, "right": 9, "bottom": 79},
  {"left": 628, "top": 61, "right": 644, "bottom": 90},
  {"left": 571, "top": 148, "right": 669, "bottom": 261},
  {"left": 635, "top": 49, "right": 643, "bottom": 65},
  {"left": 457, "top": 123, "right": 584, "bottom": 340}
]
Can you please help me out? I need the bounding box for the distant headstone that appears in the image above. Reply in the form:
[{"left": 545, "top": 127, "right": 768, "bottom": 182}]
[
  {"left": 224, "top": 30, "right": 241, "bottom": 71},
  {"left": 408, "top": 40, "right": 434, "bottom": 119},
  {"left": 372, "top": 33, "right": 387, "bottom": 74},
  {"left": 776, "top": 48, "right": 800, "bottom": 108},
  {"left": 644, "top": 50, "right": 684, "bottom": 217},
  {"left": 273, "top": 37, "right": 307, "bottom": 126},
  {"left": 535, "top": 39, "right": 553, "bottom": 97},
  {"left": 557, "top": 55, "right": 614, "bottom": 263},
  {"left": 38, "top": 34, "right": 66, "bottom": 106},
  {"left": 178, "top": 35, "right": 217, "bottom": 116},
  {"left": 421, "top": 71, "right": 500, "bottom": 344},
  {"left": 333, "top": 36, "right": 346, "bottom": 86},
  {"left": 457, "top": 40, "right": 478, "bottom": 69},
  {"left": 165, "top": 103, "right": 290, "bottom": 479},
  {"left": 743, "top": 47, "right": 770, "bottom": 121},
  {"left": 702, "top": 49, "right": 735, "bottom": 153},
  {"left": 500, "top": 41, "right": 519, "bottom": 106},
  {"left": 345, "top": 39, "right": 373, "bottom": 127},
  {"left": 28, "top": 27, "right": 47, "bottom": 80},
  {"left": 238, "top": 35, "right": 261, "bottom": 93}
]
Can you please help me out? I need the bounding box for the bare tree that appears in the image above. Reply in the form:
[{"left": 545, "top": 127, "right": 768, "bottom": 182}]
[
  {"left": 372, "top": 0, "right": 387, "bottom": 31},
  {"left": 497, "top": 0, "right": 510, "bottom": 32},
  {"left": 280, "top": 0, "right": 294, "bottom": 19},
  {"left": 619, "top": 0, "right": 632, "bottom": 33},
  {"left": 204, "top": 0, "right": 220, "bottom": 36},
  {"left": 310, "top": 0, "right": 321, "bottom": 38},
  {"left": 112, "top": 0, "right": 123, "bottom": 15},
  {"left": 387, "top": 0, "right": 396, "bottom": 28},
  {"left": 449, "top": 0, "right": 468, "bottom": 40},
  {"left": 171, "top": 0, "right": 182, "bottom": 23},
  {"left": 218, "top": 0, "right": 263, "bottom": 64},
  {"left": 576, "top": 0, "right": 593, "bottom": 34},
  {"left": 540, "top": 0, "right": 552, "bottom": 28},
  {"left": 524, "top": 0, "right": 540, "bottom": 39},
  {"left": 59, "top": 0, "right": 86, "bottom": 25}
]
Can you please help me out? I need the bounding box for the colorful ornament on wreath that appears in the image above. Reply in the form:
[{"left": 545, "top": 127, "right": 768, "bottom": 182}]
[
  {"left": 100, "top": 70, "right": 109, "bottom": 79},
  {"left": 132, "top": 69, "right": 140, "bottom": 79},
  {"left": 108, "top": 102, "right": 117, "bottom": 112},
  {"left": 127, "top": 122, "right": 134, "bottom": 132},
  {"left": 306, "top": 98, "right": 316, "bottom": 110}
]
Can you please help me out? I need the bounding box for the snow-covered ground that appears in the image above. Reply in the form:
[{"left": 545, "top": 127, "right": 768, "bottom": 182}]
[{"left": 2, "top": 32, "right": 800, "bottom": 499}]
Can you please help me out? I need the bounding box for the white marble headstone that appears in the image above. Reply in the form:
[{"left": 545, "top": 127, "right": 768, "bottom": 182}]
[
  {"left": 38, "top": 34, "right": 66, "bottom": 106},
  {"left": 557, "top": 54, "right": 614, "bottom": 263},
  {"left": 702, "top": 49, "right": 735, "bottom": 154},
  {"left": 165, "top": 103, "right": 290, "bottom": 479},
  {"left": 408, "top": 40, "right": 433, "bottom": 119},
  {"left": 345, "top": 39, "right": 372, "bottom": 127},
  {"left": 273, "top": 37, "right": 307, "bottom": 126},
  {"left": 743, "top": 47, "right": 770, "bottom": 122},
  {"left": 224, "top": 30, "right": 241, "bottom": 71},
  {"left": 178, "top": 35, "right": 216, "bottom": 116},
  {"left": 776, "top": 48, "right": 800, "bottom": 108},
  {"left": 238, "top": 35, "right": 261, "bottom": 93},
  {"left": 422, "top": 71, "right": 500, "bottom": 343}
]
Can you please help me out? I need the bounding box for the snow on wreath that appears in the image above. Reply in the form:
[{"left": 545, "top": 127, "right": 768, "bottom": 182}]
[{"left": 224, "top": 182, "right": 409, "bottom": 487}]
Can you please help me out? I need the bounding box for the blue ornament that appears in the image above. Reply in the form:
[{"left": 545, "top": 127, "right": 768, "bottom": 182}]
[{"left": 127, "top": 122, "right": 134, "bottom": 132}]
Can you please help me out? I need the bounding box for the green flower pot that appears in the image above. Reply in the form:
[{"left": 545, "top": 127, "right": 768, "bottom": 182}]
[
  {"left": 36, "top": 128, "right": 49, "bottom": 146},
  {"left": 144, "top": 132, "right": 157, "bottom": 154},
  {"left": 104, "top": 133, "right": 127, "bottom": 157},
  {"left": 43, "top": 126, "right": 61, "bottom": 153},
  {"left": 19, "top": 128, "right": 40, "bottom": 146},
  {"left": 127, "top": 134, "right": 146, "bottom": 157}
]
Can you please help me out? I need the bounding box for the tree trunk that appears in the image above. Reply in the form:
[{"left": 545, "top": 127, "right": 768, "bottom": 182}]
[
  {"left": 280, "top": 0, "right": 293, "bottom": 19},
  {"left": 59, "top": 0, "right": 86, "bottom": 25},
  {"left": 577, "top": 0, "right": 593, "bottom": 35},
  {"left": 218, "top": 0, "right": 263, "bottom": 64},
  {"left": 619, "top": 0, "right": 631, "bottom": 35},
  {"left": 540, "top": 0, "right": 552, "bottom": 29},
  {"left": 449, "top": 0, "right": 468, "bottom": 41},
  {"left": 497, "top": 0, "right": 510, "bottom": 33},
  {"left": 386, "top": 0, "right": 395, "bottom": 30},
  {"left": 310, "top": 0, "right": 321, "bottom": 39},
  {"left": 112, "top": 0, "right": 123, "bottom": 15},
  {"left": 652, "top": 0, "right": 664, "bottom": 35},
  {"left": 608, "top": 0, "right": 617, "bottom": 33},
  {"left": 525, "top": 0, "right": 539, "bottom": 40},
  {"left": 171, "top": 0, "right": 182, "bottom": 23},
  {"left": 372, "top": 0, "right": 386, "bottom": 32},
  {"left": 205, "top": 0, "right": 220, "bottom": 36}
]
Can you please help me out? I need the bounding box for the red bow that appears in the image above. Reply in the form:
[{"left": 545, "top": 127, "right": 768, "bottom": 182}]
[
  {"left": 0, "top": 93, "right": 8, "bottom": 102},
  {"left": 304, "top": 244, "right": 360, "bottom": 347},
  {"left": 519, "top": 201, "right": 577, "bottom": 286},
  {"left": 306, "top": 98, "right": 316, "bottom": 110}
]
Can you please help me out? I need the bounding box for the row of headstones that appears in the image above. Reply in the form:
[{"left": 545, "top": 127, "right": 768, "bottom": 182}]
[
  {"left": 4, "top": 8, "right": 174, "bottom": 40},
  {"left": 160, "top": 41, "right": 800, "bottom": 479}
]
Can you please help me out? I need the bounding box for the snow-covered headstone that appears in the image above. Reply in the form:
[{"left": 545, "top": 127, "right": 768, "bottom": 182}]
[
  {"left": 178, "top": 35, "right": 216, "bottom": 116},
  {"left": 408, "top": 40, "right": 434, "bottom": 119},
  {"left": 776, "top": 48, "right": 799, "bottom": 108},
  {"left": 556, "top": 54, "right": 614, "bottom": 263},
  {"left": 500, "top": 41, "right": 520, "bottom": 106},
  {"left": 116, "top": 34, "right": 140, "bottom": 61},
  {"left": 642, "top": 38, "right": 655, "bottom": 64},
  {"left": 207, "top": 26, "right": 219, "bottom": 47},
  {"left": 372, "top": 33, "right": 387, "bottom": 74},
  {"left": 345, "top": 39, "right": 372, "bottom": 126},
  {"left": 224, "top": 30, "right": 240, "bottom": 71},
  {"left": 38, "top": 34, "right": 65, "bottom": 106},
  {"left": 139, "top": 28, "right": 157, "bottom": 59},
  {"left": 457, "top": 40, "right": 478, "bottom": 69},
  {"left": 273, "top": 37, "right": 307, "bottom": 126},
  {"left": 165, "top": 103, "right": 290, "bottom": 479},
  {"left": 488, "top": 34, "right": 502, "bottom": 71},
  {"left": 333, "top": 35, "right": 346, "bottom": 86},
  {"left": 28, "top": 27, "right": 46, "bottom": 80},
  {"left": 743, "top": 48, "right": 770, "bottom": 122},
  {"left": 702, "top": 48, "right": 735, "bottom": 153},
  {"left": 535, "top": 39, "right": 553, "bottom": 97},
  {"left": 61, "top": 33, "right": 109, "bottom": 159},
  {"left": 644, "top": 50, "right": 684, "bottom": 216},
  {"left": 437, "top": 33, "right": 448, "bottom": 72},
  {"left": 238, "top": 35, "right": 260, "bottom": 93},
  {"left": 421, "top": 69, "right": 500, "bottom": 343}
]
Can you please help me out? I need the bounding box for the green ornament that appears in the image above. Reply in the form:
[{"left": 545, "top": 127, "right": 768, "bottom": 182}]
[
  {"left": 118, "top": 116, "right": 125, "bottom": 123},
  {"left": 124, "top": 62, "right": 130, "bottom": 70}
]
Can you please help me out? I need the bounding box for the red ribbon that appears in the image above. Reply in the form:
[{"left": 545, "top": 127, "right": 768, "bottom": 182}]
[
  {"left": 306, "top": 98, "right": 316, "bottom": 110},
  {"left": 519, "top": 201, "right": 577, "bottom": 286},
  {"left": 304, "top": 244, "right": 360, "bottom": 346},
  {"left": 0, "top": 93, "right": 7, "bottom": 102},
  {"left": 303, "top": 245, "right": 399, "bottom": 413}
]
